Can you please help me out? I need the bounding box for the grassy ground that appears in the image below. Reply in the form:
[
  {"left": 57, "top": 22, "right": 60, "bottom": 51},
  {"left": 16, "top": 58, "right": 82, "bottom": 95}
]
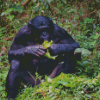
[{"left": 0, "top": 0, "right": 100, "bottom": 99}]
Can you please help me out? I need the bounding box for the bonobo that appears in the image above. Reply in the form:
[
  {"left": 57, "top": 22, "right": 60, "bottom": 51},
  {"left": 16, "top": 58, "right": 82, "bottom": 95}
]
[{"left": 6, "top": 16, "right": 81, "bottom": 99}]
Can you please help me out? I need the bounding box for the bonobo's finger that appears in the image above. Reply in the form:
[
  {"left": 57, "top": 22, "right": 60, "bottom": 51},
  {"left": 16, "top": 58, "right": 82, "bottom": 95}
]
[
  {"left": 37, "top": 51, "right": 44, "bottom": 56},
  {"left": 38, "top": 49, "right": 46, "bottom": 55},
  {"left": 39, "top": 45, "right": 46, "bottom": 50},
  {"left": 34, "top": 53, "right": 40, "bottom": 57},
  {"left": 36, "top": 49, "right": 46, "bottom": 56}
]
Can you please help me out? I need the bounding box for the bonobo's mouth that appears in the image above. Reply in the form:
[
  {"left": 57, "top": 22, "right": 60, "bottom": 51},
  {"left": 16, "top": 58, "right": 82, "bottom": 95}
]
[
  {"left": 36, "top": 38, "right": 51, "bottom": 44},
  {"left": 38, "top": 26, "right": 49, "bottom": 29}
]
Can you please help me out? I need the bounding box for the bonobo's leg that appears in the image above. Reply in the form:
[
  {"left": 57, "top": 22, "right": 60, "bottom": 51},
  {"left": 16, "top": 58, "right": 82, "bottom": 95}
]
[
  {"left": 50, "top": 53, "right": 77, "bottom": 78},
  {"left": 50, "top": 63, "right": 64, "bottom": 78},
  {"left": 6, "top": 59, "right": 21, "bottom": 99},
  {"left": 63, "top": 54, "right": 76, "bottom": 74},
  {"left": 6, "top": 59, "right": 41, "bottom": 99},
  {"left": 21, "top": 70, "right": 41, "bottom": 86}
]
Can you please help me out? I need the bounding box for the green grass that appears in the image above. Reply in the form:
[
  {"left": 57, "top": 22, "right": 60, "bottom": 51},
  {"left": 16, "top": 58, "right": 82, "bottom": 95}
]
[{"left": 0, "top": 0, "right": 100, "bottom": 99}]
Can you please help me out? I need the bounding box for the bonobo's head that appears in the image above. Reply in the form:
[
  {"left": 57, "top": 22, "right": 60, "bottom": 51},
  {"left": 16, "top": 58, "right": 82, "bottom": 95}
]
[{"left": 28, "top": 16, "right": 54, "bottom": 43}]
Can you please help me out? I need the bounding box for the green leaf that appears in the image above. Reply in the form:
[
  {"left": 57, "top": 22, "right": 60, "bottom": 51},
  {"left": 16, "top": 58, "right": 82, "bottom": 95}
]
[
  {"left": 0, "top": 27, "right": 6, "bottom": 32},
  {"left": 68, "top": 9, "right": 76, "bottom": 13},
  {"left": 9, "top": 4, "right": 23, "bottom": 13},
  {"left": 82, "top": 61, "right": 89, "bottom": 64},
  {"left": 42, "top": 40, "right": 58, "bottom": 59},
  {"left": 58, "top": 81, "right": 68, "bottom": 85},
  {"left": 1, "top": 9, "right": 13, "bottom": 16},
  {"left": 0, "top": 86, "right": 3, "bottom": 90},
  {"left": 1, "top": 4, "right": 23, "bottom": 16},
  {"left": 7, "top": 15, "right": 14, "bottom": 20},
  {"left": 82, "top": 49, "right": 91, "bottom": 56},
  {"left": 93, "top": 34, "right": 100, "bottom": 39},
  {"left": 91, "top": 41, "right": 96, "bottom": 47},
  {"left": 44, "top": 50, "right": 57, "bottom": 60},
  {"left": 74, "top": 48, "right": 91, "bottom": 56},
  {"left": 0, "top": 27, "right": 6, "bottom": 35},
  {"left": 47, "top": 0, "right": 53, "bottom": 3},
  {"left": 84, "top": 18, "right": 95, "bottom": 23},
  {"left": 43, "top": 40, "right": 53, "bottom": 48}
]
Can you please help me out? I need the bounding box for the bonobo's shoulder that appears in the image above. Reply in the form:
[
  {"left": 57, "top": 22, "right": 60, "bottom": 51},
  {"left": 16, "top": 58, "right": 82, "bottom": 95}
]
[
  {"left": 11, "top": 25, "right": 31, "bottom": 45},
  {"left": 15, "top": 25, "right": 31, "bottom": 39},
  {"left": 54, "top": 24, "right": 68, "bottom": 36},
  {"left": 17, "top": 25, "right": 29, "bottom": 35},
  {"left": 54, "top": 24, "right": 64, "bottom": 31}
]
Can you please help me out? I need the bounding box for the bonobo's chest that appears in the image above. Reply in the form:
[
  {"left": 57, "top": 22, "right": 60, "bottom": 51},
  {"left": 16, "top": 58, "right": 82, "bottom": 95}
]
[
  {"left": 27, "top": 41, "right": 35, "bottom": 45},
  {"left": 32, "top": 56, "right": 55, "bottom": 66},
  {"left": 31, "top": 57, "right": 57, "bottom": 75},
  {"left": 26, "top": 37, "right": 60, "bottom": 65},
  {"left": 26, "top": 39, "right": 60, "bottom": 75}
]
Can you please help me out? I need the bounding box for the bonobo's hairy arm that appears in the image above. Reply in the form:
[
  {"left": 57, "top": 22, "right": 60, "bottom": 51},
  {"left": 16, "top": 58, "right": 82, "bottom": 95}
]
[
  {"left": 50, "top": 25, "right": 80, "bottom": 55},
  {"left": 8, "top": 25, "right": 46, "bottom": 62},
  {"left": 8, "top": 25, "right": 28, "bottom": 62},
  {"left": 50, "top": 42, "right": 80, "bottom": 55},
  {"left": 8, "top": 45, "right": 46, "bottom": 62}
]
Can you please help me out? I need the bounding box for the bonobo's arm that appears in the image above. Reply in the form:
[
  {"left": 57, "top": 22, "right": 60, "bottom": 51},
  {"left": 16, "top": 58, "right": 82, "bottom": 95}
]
[
  {"left": 8, "top": 45, "right": 46, "bottom": 62},
  {"left": 50, "top": 25, "right": 80, "bottom": 56},
  {"left": 50, "top": 42, "right": 80, "bottom": 55},
  {"left": 8, "top": 25, "right": 46, "bottom": 62},
  {"left": 8, "top": 25, "right": 28, "bottom": 62}
]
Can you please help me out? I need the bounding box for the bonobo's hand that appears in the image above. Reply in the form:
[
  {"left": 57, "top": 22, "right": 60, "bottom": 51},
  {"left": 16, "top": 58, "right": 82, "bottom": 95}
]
[
  {"left": 49, "top": 44, "right": 61, "bottom": 56},
  {"left": 25, "top": 45, "right": 46, "bottom": 57}
]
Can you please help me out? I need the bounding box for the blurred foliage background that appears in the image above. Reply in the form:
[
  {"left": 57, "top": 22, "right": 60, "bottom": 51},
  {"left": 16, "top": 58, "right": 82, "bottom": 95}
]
[{"left": 0, "top": 0, "right": 100, "bottom": 99}]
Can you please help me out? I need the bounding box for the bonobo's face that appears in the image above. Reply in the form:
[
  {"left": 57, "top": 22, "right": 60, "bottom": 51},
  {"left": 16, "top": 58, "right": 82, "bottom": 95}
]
[
  {"left": 35, "top": 25, "right": 51, "bottom": 43},
  {"left": 28, "top": 16, "right": 54, "bottom": 43},
  {"left": 38, "top": 28, "right": 50, "bottom": 41}
]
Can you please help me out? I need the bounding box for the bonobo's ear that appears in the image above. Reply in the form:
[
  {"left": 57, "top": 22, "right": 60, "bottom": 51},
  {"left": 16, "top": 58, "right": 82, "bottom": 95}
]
[
  {"left": 28, "top": 21, "right": 32, "bottom": 26},
  {"left": 28, "top": 21, "right": 33, "bottom": 28},
  {"left": 28, "top": 18, "right": 35, "bottom": 26},
  {"left": 28, "top": 21, "right": 32, "bottom": 25},
  {"left": 28, "top": 20, "right": 36, "bottom": 30}
]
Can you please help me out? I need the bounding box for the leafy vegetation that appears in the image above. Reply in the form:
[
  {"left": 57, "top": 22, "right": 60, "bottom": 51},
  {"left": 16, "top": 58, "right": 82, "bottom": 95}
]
[
  {"left": 43, "top": 40, "right": 57, "bottom": 59},
  {"left": 0, "top": 0, "right": 100, "bottom": 99},
  {"left": 16, "top": 73, "right": 100, "bottom": 100}
]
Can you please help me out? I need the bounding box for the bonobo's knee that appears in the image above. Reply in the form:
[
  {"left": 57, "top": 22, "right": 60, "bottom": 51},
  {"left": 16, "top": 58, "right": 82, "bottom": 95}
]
[
  {"left": 74, "top": 52, "right": 81, "bottom": 61},
  {"left": 10, "top": 59, "right": 20, "bottom": 71}
]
